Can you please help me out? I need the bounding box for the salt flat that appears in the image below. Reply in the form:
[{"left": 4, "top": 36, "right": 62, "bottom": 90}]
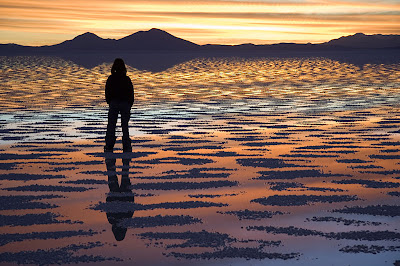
[{"left": 0, "top": 54, "right": 399, "bottom": 265}]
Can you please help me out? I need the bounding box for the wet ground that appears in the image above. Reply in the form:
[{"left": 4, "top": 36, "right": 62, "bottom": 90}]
[{"left": 0, "top": 54, "right": 399, "bottom": 265}]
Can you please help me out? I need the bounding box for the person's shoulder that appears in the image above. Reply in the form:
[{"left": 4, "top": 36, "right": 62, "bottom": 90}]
[{"left": 125, "top": 75, "right": 133, "bottom": 83}]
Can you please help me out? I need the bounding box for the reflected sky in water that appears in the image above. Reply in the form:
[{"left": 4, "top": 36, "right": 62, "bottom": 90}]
[
  {"left": 0, "top": 54, "right": 398, "bottom": 111},
  {"left": 0, "top": 55, "right": 399, "bottom": 265}
]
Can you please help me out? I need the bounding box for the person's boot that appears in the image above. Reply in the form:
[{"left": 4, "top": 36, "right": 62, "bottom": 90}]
[
  {"left": 104, "top": 135, "right": 116, "bottom": 153},
  {"left": 122, "top": 137, "right": 132, "bottom": 152},
  {"left": 104, "top": 145, "right": 114, "bottom": 153}
]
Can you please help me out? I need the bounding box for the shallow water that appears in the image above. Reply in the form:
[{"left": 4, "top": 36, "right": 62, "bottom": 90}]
[{"left": 0, "top": 54, "right": 399, "bottom": 265}]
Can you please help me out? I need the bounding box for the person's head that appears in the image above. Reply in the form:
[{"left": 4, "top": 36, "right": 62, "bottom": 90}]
[{"left": 111, "top": 58, "right": 126, "bottom": 75}]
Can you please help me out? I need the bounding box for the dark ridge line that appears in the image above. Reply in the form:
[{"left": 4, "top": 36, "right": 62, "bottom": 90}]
[
  {"left": 332, "top": 205, "right": 400, "bottom": 217},
  {"left": 0, "top": 242, "right": 121, "bottom": 264},
  {"left": 339, "top": 245, "right": 400, "bottom": 254},
  {"left": 218, "top": 209, "right": 285, "bottom": 220},
  {"left": 331, "top": 179, "right": 400, "bottom": 188},
  {"left": 0, "top": 212, "right": 83, "bottom": 227},
  {"left": 0, "top": 173, "right": 66, "bottom": 180},
  {"left": 167, "top": 247, "right": 300, "bottom": 260},
  {"left": 305, "top": 216, "right": 383, "bottom": 226},
  {"left": 0, "top": 195, "right": 63, "bottom": 210},
  {"left": 120, "top": 215, "right": 202, "bottom": 228},
  {"left": 4, "top": 184, "right": 93, "bottom": 192},
  {"left": 132, "top": 180, "right": 239, "bottom": 190},
  {"left": 247, "top": 225, "right": 400, "bottom": 241},
  {"left": 0, "top": 229, "right": 97, "bottom": 246},
  {"left": 251, "top": 195, "right": 359, "bottom": 206},
  {"left": 92, "top": 200, "right": 228, "bottom": 212}
]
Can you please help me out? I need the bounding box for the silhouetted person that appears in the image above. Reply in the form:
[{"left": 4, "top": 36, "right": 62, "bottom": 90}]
[
  {"left": 105, "top": 157, "right": 134, "bottom": 241},
  {"left": 104, "top": 58, "right": 134, "bottom": 152}
]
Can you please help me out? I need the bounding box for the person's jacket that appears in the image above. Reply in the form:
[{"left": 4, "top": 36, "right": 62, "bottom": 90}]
[{"left": 105, "top": 72, "right": 134, "bottom": 106}]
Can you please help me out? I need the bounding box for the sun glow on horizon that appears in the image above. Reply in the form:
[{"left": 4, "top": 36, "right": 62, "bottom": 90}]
[{"left": 0, "top": 0, "right": 399, "bottom": 45}]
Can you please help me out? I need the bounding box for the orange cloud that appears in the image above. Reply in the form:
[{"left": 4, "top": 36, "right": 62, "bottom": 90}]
[{"left": 0, "top": 0, "right": 398, "bottom": 45}]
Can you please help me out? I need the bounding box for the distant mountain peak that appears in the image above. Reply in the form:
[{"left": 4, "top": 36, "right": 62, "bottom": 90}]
[
  {"left": 129, "top": 28, "right": 174, "bottom": 38},
  {"left": 73, "top": 32, "right": 102, "bottom": 41},
  {"left": 324, "top": 32, "right": 400, "bottom": 48},
  {"left": 148, "top": 28, "right": 165, "bottom": 32},
  {"left": 81, "top": 32, "right": 96, "bottom": 36},
  {"left": 117, "top": 28, "right": 199, "bottom": 50}
]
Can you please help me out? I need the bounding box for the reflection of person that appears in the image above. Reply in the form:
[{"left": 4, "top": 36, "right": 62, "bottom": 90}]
[
  {"left": 104, "top": 58, "right": 134, "bottom": 153},
  {"left": 105, "top": 157, "right": 135, "bottom": 241}
]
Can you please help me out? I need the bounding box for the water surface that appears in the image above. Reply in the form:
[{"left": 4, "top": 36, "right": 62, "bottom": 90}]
[{"left": 0, "top": 54, "right": 399, "bottom": 265}]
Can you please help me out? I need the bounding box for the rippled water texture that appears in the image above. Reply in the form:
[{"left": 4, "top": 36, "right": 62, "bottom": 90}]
[
  {"left": 0, "top": 54, "right": 399, "bottom": 110},
  {"left": 0, "top": 54, "right": 399, "bottom": 265}
]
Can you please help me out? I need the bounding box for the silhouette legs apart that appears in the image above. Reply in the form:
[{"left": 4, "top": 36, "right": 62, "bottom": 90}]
[{"left": 105, "top": 101, "right": 131, "bottom": 152}]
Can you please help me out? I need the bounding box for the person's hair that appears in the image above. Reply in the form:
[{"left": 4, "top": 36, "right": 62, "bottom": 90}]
[{"left": 111, "top": 58, "right": 127, "bottom": 74}]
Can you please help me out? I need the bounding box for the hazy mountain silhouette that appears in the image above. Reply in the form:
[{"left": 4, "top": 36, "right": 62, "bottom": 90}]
[
  {"left": 117, "top": 28, "right": 199, "bottom": 50},
  {"left": 0, "top": 29, "right": 399, "bottom": 55},
  {"left": 52, "top": 32, "right": 116, "bottom": 50},
  {"left": 324, "top": 33, "right": 400, "bottom": 49}
]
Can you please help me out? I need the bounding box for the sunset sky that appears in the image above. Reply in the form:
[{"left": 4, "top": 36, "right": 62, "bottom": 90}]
[{"left": 0, "top": 0, "right": 399, "bottom": 46}]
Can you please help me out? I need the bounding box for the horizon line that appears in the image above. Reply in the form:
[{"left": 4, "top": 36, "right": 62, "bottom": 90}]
[{"left": 2, "top": 29, "right": 395, "bottom": 48}]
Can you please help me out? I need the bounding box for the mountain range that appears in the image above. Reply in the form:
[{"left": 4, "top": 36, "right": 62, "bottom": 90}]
[{"left": 1, "top": 28, "right": 399, "bottom": 54}]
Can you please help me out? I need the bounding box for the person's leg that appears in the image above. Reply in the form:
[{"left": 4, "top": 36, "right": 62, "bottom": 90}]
[
  {"left": 105, "top": 158, "right": 119, "bottom": 192},
  {"left": 120, "top": 158, "right": 132, "bottom": 192},
  {"left": 120, "top": 102, "right": 131, "bottom": 152},
  {"left": 105, "top": 102, "right": 119, "bottom": 151}
]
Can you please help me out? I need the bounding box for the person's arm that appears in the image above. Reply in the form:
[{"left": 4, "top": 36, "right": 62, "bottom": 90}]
[
  {"left": 105, "top": 76, "right": 111, "bottom": 104},
  {"left": 127, "top": 77, "right": 134, "bottom": 107}
]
